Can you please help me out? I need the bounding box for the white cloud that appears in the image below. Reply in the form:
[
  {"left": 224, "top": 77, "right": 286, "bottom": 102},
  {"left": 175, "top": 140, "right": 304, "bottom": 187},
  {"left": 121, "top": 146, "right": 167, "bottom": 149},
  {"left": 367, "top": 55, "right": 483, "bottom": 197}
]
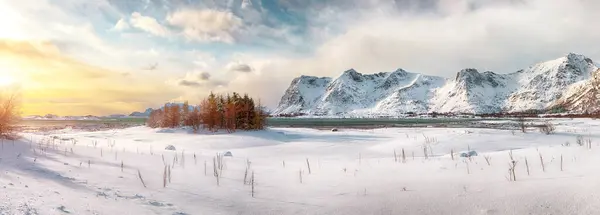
[
  {"left": 130, "top": 12, "right": 170, "bottom": 37},
  {"left": 226, "top": 61, "right": 253, "bottom": 73},
  {"left": 167, "top": 9, "right": 242, "bottom": 43},
  {"left": 112, "top": 18, "right": 130, "bottom": 31},
  {"left": 173, "top": 71, "right": 226, "bottom": 88}
]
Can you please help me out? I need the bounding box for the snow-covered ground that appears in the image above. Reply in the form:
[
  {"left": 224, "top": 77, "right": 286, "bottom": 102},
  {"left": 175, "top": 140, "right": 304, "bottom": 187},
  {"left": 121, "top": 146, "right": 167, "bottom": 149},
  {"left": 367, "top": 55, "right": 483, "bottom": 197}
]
[{"left": 2, "top": 119, "right": 600, "bottom": 214}]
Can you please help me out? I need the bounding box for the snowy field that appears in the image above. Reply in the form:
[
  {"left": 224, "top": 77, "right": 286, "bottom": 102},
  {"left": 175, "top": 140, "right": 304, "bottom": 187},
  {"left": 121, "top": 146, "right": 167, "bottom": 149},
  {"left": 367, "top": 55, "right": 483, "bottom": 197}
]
[{"left": 2, "top": 119, "right": 600, "bottom": 214}]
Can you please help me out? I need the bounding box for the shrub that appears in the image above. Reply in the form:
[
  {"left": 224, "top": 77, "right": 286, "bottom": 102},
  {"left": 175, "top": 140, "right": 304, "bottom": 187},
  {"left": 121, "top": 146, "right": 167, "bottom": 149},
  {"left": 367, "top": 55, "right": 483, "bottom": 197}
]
[
  {"left": 0, "top": 91, "right": 19, "bottom": 139},
  {"left": 516, "top": 117, "right": 527, "bottom": 133},
  {"left": 538, "top": 121, "right": 555, "bottom": 135}
]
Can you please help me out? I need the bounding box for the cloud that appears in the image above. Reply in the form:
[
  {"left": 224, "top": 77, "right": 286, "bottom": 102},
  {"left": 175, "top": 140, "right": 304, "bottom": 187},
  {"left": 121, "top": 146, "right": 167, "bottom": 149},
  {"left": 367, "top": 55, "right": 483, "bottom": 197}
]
[
  {"left": 130, "top": 12, "right": 170, "bottom": 37},
  {"left": 175, "top": 71, "right": 224, "bottom": 88},
  {"left": 226, "top": 62, "right": 253, "bottom": 73},
  {"left": 178, "top": 80, "right": 202, "bottom": 87},
  {"left": 200, "top": 72, "right": 211, "bottom": 80},
  {"left": 142, "top": 62, "right": 158, "bottom": 71},
  {"left": 167, "top": 9, "right": 242, "bottom": 43},
  {"left": 113, "top": 18, "right": 130, "bottom": 31}
]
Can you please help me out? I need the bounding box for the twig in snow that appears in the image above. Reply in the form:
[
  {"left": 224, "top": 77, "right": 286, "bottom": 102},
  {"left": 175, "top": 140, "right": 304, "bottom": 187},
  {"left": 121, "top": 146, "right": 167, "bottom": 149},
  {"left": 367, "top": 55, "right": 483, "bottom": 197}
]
[
  {"left": 484, "top": 155, "right": 491, "bottom": 166},
  {"left": 163, "top": 165, "right": 167, "bottom": 188},
  {"left": 560, "top": 154, "right": 563, "bottom": 171},
  {"left": 251, "top": 171, "right": 255, "bottom": 197},
  {"left": 539, "top": 153, "right": 545, "bottom": 172},
  {"left": 525, "top": 157, "right": 530, "bottom": 176},
  {"left": 137, "top": 170, "right": 147, "bottom": 188}
]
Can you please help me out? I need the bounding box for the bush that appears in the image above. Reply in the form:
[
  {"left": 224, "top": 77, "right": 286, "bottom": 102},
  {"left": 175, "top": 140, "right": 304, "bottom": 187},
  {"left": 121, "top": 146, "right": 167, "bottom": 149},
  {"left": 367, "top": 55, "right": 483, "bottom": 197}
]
[
  {"left": 0, "top": 92, "right": 19, "bottom": 139},
  {"left": 538, "top": 121, "right": 555, "bottom": 135},
  {"left": 516, "top": 117, "right": 527, "bottom": 133}
]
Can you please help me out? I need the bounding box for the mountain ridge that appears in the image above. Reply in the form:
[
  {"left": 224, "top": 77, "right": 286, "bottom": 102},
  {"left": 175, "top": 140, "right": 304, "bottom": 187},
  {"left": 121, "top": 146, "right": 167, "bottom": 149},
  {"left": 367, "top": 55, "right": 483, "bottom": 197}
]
[{"left": 274, "top": 53, "right": 600, "bottom": 116}]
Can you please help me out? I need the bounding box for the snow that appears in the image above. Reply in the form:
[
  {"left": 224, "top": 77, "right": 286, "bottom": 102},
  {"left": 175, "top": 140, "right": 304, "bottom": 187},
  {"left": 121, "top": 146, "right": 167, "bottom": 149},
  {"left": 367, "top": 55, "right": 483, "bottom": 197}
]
[
  {"left": 275, "top": 53, "right": 600, "bottom": 116},
  {"left": 2, "top": 119, "right": 600, "bottom": 214}
]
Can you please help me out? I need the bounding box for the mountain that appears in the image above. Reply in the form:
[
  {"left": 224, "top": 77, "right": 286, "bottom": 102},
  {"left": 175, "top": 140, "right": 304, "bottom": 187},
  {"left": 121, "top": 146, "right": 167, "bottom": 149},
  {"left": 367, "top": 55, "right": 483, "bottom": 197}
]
[
  {"left": 274, "top": 53, "right": 600, "bottom": 116},
  {"left": 129, "top": 103, "right": 196, "bottom": 118},
  {"left": 129, "top": 108, "right": 154, "bottom": 117}
]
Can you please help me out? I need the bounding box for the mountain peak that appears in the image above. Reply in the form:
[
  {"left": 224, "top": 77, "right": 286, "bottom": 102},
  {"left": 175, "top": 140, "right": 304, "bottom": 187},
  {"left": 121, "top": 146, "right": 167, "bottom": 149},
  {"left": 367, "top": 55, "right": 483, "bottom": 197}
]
[
  {"left": 342, "top": 68, "right": 359, "bottom": 74},
  {"left": 563, "top": 52, "right": 593, "bottom": 65},
  {"left": 455, "top": 68, "right": 480, "bottom": 81},
  {"left": 340, "top": 68, "right": 364, "bottom": 82}
]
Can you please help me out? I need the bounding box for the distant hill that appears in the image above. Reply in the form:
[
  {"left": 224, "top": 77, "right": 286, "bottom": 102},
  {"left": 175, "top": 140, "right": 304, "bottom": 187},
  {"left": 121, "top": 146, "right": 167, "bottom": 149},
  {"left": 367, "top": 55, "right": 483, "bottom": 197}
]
[{"left": 129, "top": 103, "right": 196, "bottom": 118}]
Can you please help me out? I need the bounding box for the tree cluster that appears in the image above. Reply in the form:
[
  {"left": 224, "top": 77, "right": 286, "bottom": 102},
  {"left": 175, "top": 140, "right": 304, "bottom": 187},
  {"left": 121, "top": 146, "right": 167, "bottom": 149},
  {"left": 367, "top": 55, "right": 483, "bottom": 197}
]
[{"left": 147, "top": 92, "right": 267, "bottom": 132}]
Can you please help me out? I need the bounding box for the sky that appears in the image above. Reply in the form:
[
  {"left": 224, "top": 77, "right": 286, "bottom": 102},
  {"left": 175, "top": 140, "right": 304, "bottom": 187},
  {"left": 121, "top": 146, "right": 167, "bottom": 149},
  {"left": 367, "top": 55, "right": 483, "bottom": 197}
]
[{"left": 0, "top": 0, "right": 600, "bottom": 116}]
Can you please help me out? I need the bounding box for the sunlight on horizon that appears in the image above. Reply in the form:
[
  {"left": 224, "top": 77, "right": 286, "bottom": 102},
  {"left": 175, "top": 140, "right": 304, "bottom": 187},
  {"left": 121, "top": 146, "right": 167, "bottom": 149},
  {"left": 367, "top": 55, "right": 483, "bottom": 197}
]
[{"left": 0, "top": 75, "right": 14, "bottom": 87}]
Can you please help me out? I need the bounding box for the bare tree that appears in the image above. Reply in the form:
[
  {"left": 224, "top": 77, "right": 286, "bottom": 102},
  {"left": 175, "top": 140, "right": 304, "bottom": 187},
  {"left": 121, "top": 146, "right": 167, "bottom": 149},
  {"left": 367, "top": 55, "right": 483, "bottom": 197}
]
[
  {"left": 0, "top": 91, "right": 20, "bottom": 139},
  {"left": 516, "top": 117, "right": 527, "bottom": 133}
]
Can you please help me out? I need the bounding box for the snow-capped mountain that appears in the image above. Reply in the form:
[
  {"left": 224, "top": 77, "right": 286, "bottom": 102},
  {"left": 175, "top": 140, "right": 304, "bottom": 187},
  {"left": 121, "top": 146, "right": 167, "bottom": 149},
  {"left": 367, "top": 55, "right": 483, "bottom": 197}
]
[
  {"left": 274, "top": 53, "right": 600, "bottom": 116},
  {"left": 129, "top": 108, "right": 154, "bottom": 117},
  {"left": 551, "top": 68, "right": 600, "bottom": 113},
  {"left": 130, "top": 103, "right": 197, "bottom": 118}
]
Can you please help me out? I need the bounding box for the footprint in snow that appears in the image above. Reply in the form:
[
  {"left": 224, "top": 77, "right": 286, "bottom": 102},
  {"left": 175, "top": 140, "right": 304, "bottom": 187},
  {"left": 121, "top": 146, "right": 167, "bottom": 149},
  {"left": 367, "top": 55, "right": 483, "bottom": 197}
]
[
  {"left": 481, "top": 209, "right": 499, "bottom": 214},
  {"left": 96, "top": 192, "right": 109, "bottom": 198},
  {"left": 148, "top": 201, "right": 165, "bottom": 207},
  {"left": 57, "top": 205, "right": 70, "bottom": 214},
  {"left": 148, "top": 201, "right": 173, "bottom": 207}
]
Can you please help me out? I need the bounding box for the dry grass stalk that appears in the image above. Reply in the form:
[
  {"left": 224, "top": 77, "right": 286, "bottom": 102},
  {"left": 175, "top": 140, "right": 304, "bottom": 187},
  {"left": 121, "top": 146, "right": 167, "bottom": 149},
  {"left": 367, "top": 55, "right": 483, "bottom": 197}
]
[
  {"left": 402, "top": 148, "right": 406, "bottom": 163},
  {"left": 137, "top": 170, "right": 147, "bottom": 188},
  {"left": 525, "top": 157, "right": 530, "bottom": 176},
  {"left": 484, "top": 155, "right": 491, "bottom": 166},
  {"left": 163, "top": 165, "right": 167, "bottom": 188},
  {"left": 244, "top": 166, "right": 249, "bottom": 185},
  {"left": 508, "top": 160, "right": 518, "bottom": 181},
  {"left": 168, "top": 165, "right": 172, "bottom": 183},
  {"left": 539, "top": 153, "right": 545, "bottom": 172},
  {"left": 465, "top": 160, "right": 470, "bottom": 174},
  {"left": 306, "top": 158, "right": 312, "bottom": 174},
  {"left": 251, "top": 171, "right": 255, "bottom": 197},
  {"left": 560, "top": 154, "right": 563, "bottom": 171}
]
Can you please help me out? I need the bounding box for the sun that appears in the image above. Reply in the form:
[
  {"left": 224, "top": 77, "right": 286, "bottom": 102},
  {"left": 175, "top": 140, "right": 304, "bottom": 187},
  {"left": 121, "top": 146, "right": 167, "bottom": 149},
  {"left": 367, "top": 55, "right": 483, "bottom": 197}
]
[{"left": 0, "top": 75, "right": 15, "bottom": 87}]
